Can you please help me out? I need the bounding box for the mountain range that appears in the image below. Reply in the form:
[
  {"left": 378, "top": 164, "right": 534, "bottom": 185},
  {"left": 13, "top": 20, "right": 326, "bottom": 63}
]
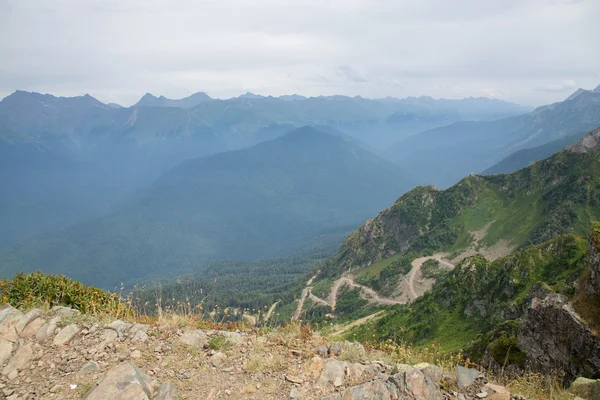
[
  {"left": 0, "top": 127, "right": 413, "bottom": 288},
  {"left": 392, "top": 85, "right": 600, "bottom": 188}
]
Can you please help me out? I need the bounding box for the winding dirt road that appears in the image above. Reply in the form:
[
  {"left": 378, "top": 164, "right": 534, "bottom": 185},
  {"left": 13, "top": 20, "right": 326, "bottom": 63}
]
[{"left": 292, "top": 254, "right": 455, "bottom": 321}]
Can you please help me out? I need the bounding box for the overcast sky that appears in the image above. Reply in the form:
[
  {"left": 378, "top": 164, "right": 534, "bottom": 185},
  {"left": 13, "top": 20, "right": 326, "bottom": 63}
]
[{"left": 1, "top": 0, "right": 599, "bottom": 107}]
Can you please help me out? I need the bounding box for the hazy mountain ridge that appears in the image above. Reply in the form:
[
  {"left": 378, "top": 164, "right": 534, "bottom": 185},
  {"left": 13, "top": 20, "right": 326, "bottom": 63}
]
[
  {"left": 0, "top": 127, "right": 413, "bottom": 288},
  {"left": 393, "top": 88, "right": 600, "bottom": 188}
]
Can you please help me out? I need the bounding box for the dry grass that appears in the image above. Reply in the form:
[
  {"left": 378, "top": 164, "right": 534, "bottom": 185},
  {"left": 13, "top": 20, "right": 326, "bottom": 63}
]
[
  {"left": 502, "top": 371, "right": 571, "bottom": 400},
  {"left": 244, "top": 354, "right": 291, "bottom": 373}
]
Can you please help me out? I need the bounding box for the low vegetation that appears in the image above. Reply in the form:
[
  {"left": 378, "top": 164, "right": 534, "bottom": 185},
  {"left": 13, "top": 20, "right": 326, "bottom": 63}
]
[{"left": 0, "top": 271, "right": 133, "bottom": 318}]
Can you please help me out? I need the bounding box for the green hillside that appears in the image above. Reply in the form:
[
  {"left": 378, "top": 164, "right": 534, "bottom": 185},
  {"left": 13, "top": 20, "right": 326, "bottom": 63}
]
[
  {"left": 0, "top": 127, "right": 412, "bottom": 289},
  {"left": 324, "top": 126, "right": 600, "bottom": 279}
]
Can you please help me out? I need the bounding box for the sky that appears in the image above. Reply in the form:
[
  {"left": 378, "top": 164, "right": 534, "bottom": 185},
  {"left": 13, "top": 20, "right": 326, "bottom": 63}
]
[{"left": 0, "top": 0, "right": 599, "bottom": 107}]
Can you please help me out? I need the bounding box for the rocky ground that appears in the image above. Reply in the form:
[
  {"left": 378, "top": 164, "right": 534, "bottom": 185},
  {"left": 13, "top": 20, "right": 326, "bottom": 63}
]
[{"left": 0, "top": 303, "right": 589, "bottom": 400}]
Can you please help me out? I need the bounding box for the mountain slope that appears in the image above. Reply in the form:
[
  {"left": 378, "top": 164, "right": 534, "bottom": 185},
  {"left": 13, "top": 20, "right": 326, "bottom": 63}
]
[
  {"left": 483, "top": 130, "right": 587, "bottom": 175},
  {"left": 392, "top": 88, "right": 600, "bottom": 188},
  {"left": 0, "top": 127, "right": 413, "bottom": 289},
  {"left": 324, "top": 126, "right": 600, "bottom": 278}
]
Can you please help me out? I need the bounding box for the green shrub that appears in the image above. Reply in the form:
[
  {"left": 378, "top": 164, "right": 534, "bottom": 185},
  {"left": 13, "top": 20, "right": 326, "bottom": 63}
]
[
  {"left": 208, "top": 336, "right": 232, "bottom": 351},
  {"left": 0, "top": 271, "right": 133, "bottom": 318}
]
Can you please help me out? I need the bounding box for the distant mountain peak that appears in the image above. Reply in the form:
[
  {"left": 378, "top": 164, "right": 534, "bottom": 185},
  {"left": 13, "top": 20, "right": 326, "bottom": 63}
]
[
  {"left": 565, "top": 88, "right": 586, "bottom": 101},
  {"left": 568, "top": 126, "right": 600, "bottom": 153},
  {"left": 135, "top": 92, "right": 211, "bottom": 108},
  {"left": 238, "top": 92, "right": 264, "bottom": 99},
  {"left": 594, "top": 84, "right": 600, "bottom": 93}
]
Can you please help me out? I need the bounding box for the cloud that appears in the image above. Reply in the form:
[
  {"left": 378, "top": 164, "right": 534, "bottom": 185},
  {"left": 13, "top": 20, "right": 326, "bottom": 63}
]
[
  {"left": 0, "top": 0, "right": 599, "bottom": 106},
  {"left": 535, "top": 79, "right": 578, "bottom": 92}
]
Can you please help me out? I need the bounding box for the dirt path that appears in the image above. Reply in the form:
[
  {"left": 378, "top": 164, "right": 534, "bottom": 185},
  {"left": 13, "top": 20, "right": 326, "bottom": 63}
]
[
  {"left": 407, "top": 254, "right": 455, "bottom": 300},
  {"left": 292, "top": 273, "right": 320, "bottom": 321},
  {"left": 265, "top": 300, "right": 280, "bottom": 320},
  {"left": 294, "top": 254, "right": 455, "bottom": 320},
  {"left": 328, "top": 311, "right": 385, "bottom": 337}
]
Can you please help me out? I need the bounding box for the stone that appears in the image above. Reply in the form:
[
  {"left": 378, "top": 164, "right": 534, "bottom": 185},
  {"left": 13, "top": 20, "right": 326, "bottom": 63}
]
[
  {"left": 156, "top": 381, "right": 178, "bottom": 400},
  {"left": 285, "top": 375, "right": 304, "bottom": 384},
  {"left": 484, "top": 383, "right": 511, "bottom": 400},
  {"left": 419, "top": 363, "right": 443, "bottom": 384},
  {"left": 179, "top": 330, "right": 208, "bottom": 346},
  {"left": 2, "top": 343, "right": 33, "bottom": 376},
  {"left": 51, "top": 305, "right": 80, "bottom": 315},
  {"left": 518, "top": 282, "right": 600, "bottom": 380},
  {"left": 0, "top": 339, "right": 13, "bottom": 366},
  {"left": 0, "top": 307, "right": 24, "bottom": 341},
  {"left": 476, "top": 392, "right": 488, "bottom": 398},
  {"left": 316, "top": 345, "right": 328, "bottom": 358},
  {"left": 456, "top": 366, "right": 480, "bottom": 389},
  {"left": 318, "top": 359, "right": 347, "bottom": 387},
  {"left": 217, "top": 330, "right": 242, "bottom": 345},
  {"left": 100, "top": 329, "right": 119, "bottom": 342},
  {"left": 106, "top": 320, "right": 132, "bottom": 338},
  {"left": 290, "top": 386, "right": 302, "bottom": 399},
  {"left": 21, "top": 317, "right": 46, "bottom": 338},
  {"left": 132, "top": 330, "right": 149, "bottom": 343},
  {"left": 36, "top": 316, "right": 61, "bottom": 341},
  {"left": 329, "top": 342, "right": 342, "bottom": 357},
  {"left": 210, "top": 352, "right": 227, "bottom": 368},
  {"left": 131, "top": 350, "right": 142, "bottom": 359},
  {"left": 53, "top": 324, "right": 80, "bottom": 346},
  {"left": 78, "top": 361, "right": 100, "bottom": 375},
  {"left": 129, "top": 324, "right": 149, "bottom": 335},
  {"left": 14, "top": 309, "right": 42, "bottom": 335},
  {"left": 83, "top": 362, "right": 154, "bottom": 400},
  {"left": 322, "top": 378, "right": 398, "bottom": 400},
  {"left": 569, "top": 377, "right": 600, "bottom": 400}
]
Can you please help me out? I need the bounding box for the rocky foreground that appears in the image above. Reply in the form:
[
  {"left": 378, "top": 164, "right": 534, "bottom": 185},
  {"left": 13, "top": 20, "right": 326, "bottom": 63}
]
[{"left": 0, "top": 304, "right": 597, "bottom": 400}]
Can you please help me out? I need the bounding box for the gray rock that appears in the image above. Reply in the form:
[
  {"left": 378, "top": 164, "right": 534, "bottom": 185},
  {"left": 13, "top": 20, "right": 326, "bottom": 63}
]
[
  {"left": 321, "top": 378, "right": 398, "bottom": 400},
  {"left": 36, "top": 316, "right": 61, "bottom": 341},
  {"left": 518, "top": 283, "right": 600, "bottom": 380},
  {"left": 290, "top": 386, "right": 302, "bottom": 399},
  {"left": 2, "top": 343, "right": 33, "bottom": 376},
  {"left": 178, "top": 330, "right": 208, "bottom": 347},
  {"left": 456, "top": 366, "right": 480, "bottom": 389},
  {"left": 78, "top": 361, "right": 100, "bottom": 375},
  {"left": 329, "top": 342, "right": 342, "bottom": 357},
  {"left": 15, "top": 308, "right": 42, "bottom": 334},
  {"left": 100, "top": 328, "right": 119, "bottom": 342},
  {"left": 0, "top": 338, "right": 13, "bottom": 366},
  {"left": 210, "top": 352, "right": 227, "bottom": 368},
  {"left": 129, "top": 324, "right": 149, "bottom": 335},
  {"left": 53, "top": 324, "right": 80, "bottom": 346},
  {"left": 318, "top": 359, "right": 347, "bottom": 387},
  {"left": 83, "top": 362, "right": 154, "bottom": 400},
  {"left": 106, "top": 320, "right": 132, "bottom": 338},
  {"left": 21, "top": 317, "right": 46, "bottom": 337},
  {"left": 51, "top": 305, "right": 80, "bottom": 315},
  {"left": 156, "top": 381, "right": 178, "bottom": 400},
  {"left": 132, "top": 330, "right": 149, "bottom": 343},
  {"left": 316, "top": 345, "right": 328, "bottom": 358},
  {"left": 569, "top": 377, "right": 600, "bottom": 400},
  {"left": 216, "top": 330, "right": 242, "bottom": 345},
  {"left": 0, "top": 307, "right": 24, "bottom": 341}
]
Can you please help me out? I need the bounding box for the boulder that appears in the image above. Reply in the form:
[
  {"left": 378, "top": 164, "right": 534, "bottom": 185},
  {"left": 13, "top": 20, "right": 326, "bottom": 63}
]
[
  {"left": 0, "top": 338, "right": 13, "bottom": 366},
  {"left": 132, "top": 330, "right": 149, "bottom": 343},
  {"left": 569, "top": 377, "right": 600, "bottom": 400},
  {"left": 329, "top": 342, "right": 342, "bottom": 357},
  {"left": 290, "top": 386, "right": 302, "bottom": 399},
  {"left": 216, "top": 330, "right": 242, "bottom": 345},
  {"left": 156, "top": 381, "right": 178, "bottom": 400},
  {"left": 36, "top": 316, "right": 61, "bottom": 341},
  {"left": 518, "top": 284, "right": 600, "bottom": 380},
  {"left": 21, "top": 317, "right": 46, "bottom": 338},
  {"left": 316, "top": 345, "right": 328, "bottom": 358},
  {"left": 15, "top": 308, "right": 42, "bottom": 334},
  {"left": 106, "top": 320, "right": 132, "bottom": 338},
  {"left": 53, "top": 324, "right": 80, "bottom": 346},
  {"left": 321, "top": 378, "right": 398, "bottom": 399},
  {"left": 210, "top": 352, "right": 227, "bottom": 368},
  {"left": 83, "top": 362, "right": 154, "bottom": 400},
  {"left": 51, "top": 305, "right": 80, "bottom": 315},
  {"left": 2, "top": 343, "right": 33, "bottom": 376},
  {"left": 318, "top": 359, "right": 347, "bottom": 387},
  {"left": 178, "top": 330, "right": 208, "bottom": 347},
  {"left": 456, "top": 366, "right": 481, "bottom": 389},
  {"left": 0, "top": 307, "right": 24, "bottom": 341},
  {"left": 78, "top": 361, "right": 101, "bottom": 375},
  {"left": 100, "top": 328, "right": 119, "bottom": 342}
]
